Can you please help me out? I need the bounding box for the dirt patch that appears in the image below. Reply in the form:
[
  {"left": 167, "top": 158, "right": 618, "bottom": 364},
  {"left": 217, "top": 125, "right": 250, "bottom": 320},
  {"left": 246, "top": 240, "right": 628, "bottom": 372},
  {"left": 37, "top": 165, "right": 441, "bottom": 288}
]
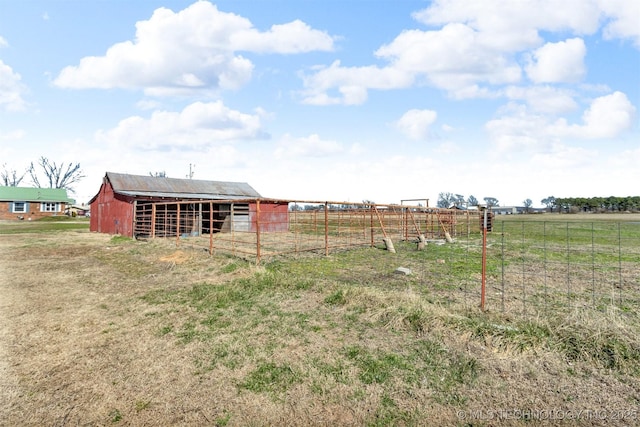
[{"left": 159, "top": 250, "right": 191, "bottom": 264}]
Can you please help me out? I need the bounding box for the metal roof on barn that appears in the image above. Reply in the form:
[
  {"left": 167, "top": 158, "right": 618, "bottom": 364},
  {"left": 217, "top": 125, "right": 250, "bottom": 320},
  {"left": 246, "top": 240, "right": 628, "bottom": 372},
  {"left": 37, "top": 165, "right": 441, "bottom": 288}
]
[{"left": 104, "top": 172, "right": 261, "bottom": 200}]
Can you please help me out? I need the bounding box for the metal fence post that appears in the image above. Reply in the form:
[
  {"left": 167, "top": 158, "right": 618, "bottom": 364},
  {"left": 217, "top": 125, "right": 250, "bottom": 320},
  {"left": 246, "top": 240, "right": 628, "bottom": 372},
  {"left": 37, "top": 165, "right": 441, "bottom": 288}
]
[
  {"left": 209, "top": 202, "right": 213, "bottom": 255},
  {"left": 324, "top": 202, "right": 329, "bottom": 256},
  {"left": 481, "top": 208, "right": 487, "bottom": 311},
  {"left": 176, "top": 203, "right": 181, "bottom": 246},
  {"left": 256, "top": 199, "right": 261, "bottom": 264},
  {"left": 618, "top": 222, "right": 623, "bottom": 306},
  {"left": 521, "top": 221, "right": 526, "bottom": 315},
  {"left": 501, "top": 221, "right": 505, "bottom": 312}
]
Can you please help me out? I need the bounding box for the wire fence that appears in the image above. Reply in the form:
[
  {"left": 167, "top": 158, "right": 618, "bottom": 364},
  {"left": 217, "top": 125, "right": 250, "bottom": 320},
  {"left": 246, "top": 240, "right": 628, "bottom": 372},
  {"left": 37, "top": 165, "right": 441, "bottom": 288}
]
[
  {"left": 139, "top": 198, "right": 640, "bottom": 318},
  {"left": 364, "top": 219, "right": 640, "bottom": 317},
  {"left": 485, "top": 220, "right": 640, "bottom": 316}
]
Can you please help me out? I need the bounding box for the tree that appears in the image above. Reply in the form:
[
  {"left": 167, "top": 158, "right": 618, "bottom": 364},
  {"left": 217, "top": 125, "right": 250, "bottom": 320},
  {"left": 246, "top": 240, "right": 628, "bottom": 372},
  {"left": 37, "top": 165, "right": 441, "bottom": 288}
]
[
  {"left": 483, "top": 197, "right": 499, "bottom": 208},
  {"left": 1, "top": 163, "right": 27, "bottom": 186},
  {"left": 523, "top": 198, "right": 533, "bottom": 213},
  {"left": 541, "top": 196, "right": 556, "bottom": 212},
  {"left": 438, "top": 192, "right": 469, "bottom": 208},
  {"left": 467, "top": 195, "right": 478, "bottom": 206},
  {"left": 453, "top": 194, "right": 466, "bottom": 208},
  {"left": 28, "top": 157, "right": 85, "bottom": 194},
  {"left": 437, "top": 192, "right": 454, "bottom": 208}
]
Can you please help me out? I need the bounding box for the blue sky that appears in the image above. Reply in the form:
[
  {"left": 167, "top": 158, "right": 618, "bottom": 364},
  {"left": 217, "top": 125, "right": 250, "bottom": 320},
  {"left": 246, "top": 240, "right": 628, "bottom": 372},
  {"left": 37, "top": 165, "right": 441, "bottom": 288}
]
[{"left": 1, "top": 0, "right": 638, "bottom": 207}]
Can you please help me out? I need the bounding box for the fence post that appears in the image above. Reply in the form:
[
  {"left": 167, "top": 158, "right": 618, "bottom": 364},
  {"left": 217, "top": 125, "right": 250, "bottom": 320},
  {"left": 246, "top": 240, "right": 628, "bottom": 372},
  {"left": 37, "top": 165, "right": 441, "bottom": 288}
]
[
  {"left": 209, "top": 202, "right": 214, "bottom": 255},
  {"left": 324, "top": 202, "right": 329, "bottom": 256},
  {"left": 618, "top": 222, "right": 622, "bottom": 306},
  {"left": 481, "top": 208, "right": 487, "bottom": 311},
  {"left": 501, "top": 221, "right": 505, "bottom": 312},
  {"left": 151, "top": 204, "right": 156, "bottom": 238},
  {"left": 256, "top": 199, "right": 261, "bottom": 264},
  {"left": 370, "top": 205, "right": 374, "bottom": 247},
  {"left": 521, "top": 221, "right": 527, "bottom": 315},
  {"left": 176, "top": 203, "right": 181, "bottom": 246}
]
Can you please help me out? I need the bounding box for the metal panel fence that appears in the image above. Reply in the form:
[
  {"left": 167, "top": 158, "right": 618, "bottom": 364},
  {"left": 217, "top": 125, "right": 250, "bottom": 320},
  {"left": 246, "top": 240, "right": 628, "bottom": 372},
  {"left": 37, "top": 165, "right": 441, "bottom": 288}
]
[
  {"left": 136, "top": 199, "right": 479, "bottom": 261},
  {"left": 138, "top": 198, "right": 640, "bottom": 317}
]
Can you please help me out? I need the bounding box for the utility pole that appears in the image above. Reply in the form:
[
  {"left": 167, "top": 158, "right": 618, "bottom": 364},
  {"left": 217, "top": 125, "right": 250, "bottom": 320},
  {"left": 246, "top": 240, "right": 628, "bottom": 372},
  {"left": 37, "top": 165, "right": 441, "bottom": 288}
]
[{"left": 187, "top": 163, "right": 195, "bottom": 179}]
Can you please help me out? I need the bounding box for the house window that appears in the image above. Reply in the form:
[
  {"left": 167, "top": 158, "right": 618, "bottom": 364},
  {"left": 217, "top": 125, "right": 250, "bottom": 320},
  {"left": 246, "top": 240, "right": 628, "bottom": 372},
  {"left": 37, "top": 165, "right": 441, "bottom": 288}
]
[
  {"left": 12, "top": 202, "right": 27, "bottom": 213},
  {"left": 41, "top": 202, "right": 60, "bottom": 212}
]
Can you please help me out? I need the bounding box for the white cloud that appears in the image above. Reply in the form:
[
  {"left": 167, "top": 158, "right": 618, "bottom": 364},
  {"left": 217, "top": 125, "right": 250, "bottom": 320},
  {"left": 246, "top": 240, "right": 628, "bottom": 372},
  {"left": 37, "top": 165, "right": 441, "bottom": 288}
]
[
  {"left": 275, "top": 133, "right": 343, "bottom": 158},
  {"left": 550, "top": 91, "right": 636, "bottom": 139},
  {"left": 0, "top": 36, "right": 7, "bottom": 48},
  {"left": 300, "top": 61, "right": 413, "bottom": 105},
  {"left": 378, "top": 24, "right": 522, "bottom": 90},
  {"left": 301, "top": 0, "right": 637, "bottom": 105},
  {"left": 0, "top": 60, "right": 27, "bottom": 111},
  {"left": 486, "top": 91, "right": 636, "bottom": 153},
  {"left": 525, "top": 38, "right": 586, "bottom": 83},
  {"left": 394, "top": 109, "right": 438, "bottom": 140},
  {"left": 597, "top": 0, "right": 640, "bottom": 48},
  {"left": 485, "top": 107, "right": 551, "bottom": 153},
  {"left": 413, "top": 0, "right": 601, "bottom": 51},
  {"left": 504, "top": 86, "right": 577, "bottom": 114},
  {"left": 96, "top": 101, "right": 266, "bottom": 150},
  {"left": 230, "top": 19, "right": 334, "bottom": 53},
  {"left": 301, "top": 21, "right": 523, "bottom": 105},
  {"left": 54, "top": 1, "right": 335, "bottom": 94}
]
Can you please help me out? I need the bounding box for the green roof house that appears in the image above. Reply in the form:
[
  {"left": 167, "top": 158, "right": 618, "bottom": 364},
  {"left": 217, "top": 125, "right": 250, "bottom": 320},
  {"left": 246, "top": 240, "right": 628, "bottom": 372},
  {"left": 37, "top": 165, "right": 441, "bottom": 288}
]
[{"left": 0, "top": 186, "right": 73, "bottom": 220}]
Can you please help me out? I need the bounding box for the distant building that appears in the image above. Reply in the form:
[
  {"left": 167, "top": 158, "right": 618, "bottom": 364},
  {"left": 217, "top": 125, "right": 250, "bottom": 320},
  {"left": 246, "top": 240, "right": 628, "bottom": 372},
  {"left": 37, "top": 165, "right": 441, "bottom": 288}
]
[
  {"left": 0, "top": 186, "right": 73, "bottom": 220},
  {"left": 490, "top": 206, "right": 545, "bottom": 215},
  {"left": 64, "top": 204, "right": 91, "bottom": 217},
  {"left": 491, "top": 206, "right": 532, "bottom": 215}
]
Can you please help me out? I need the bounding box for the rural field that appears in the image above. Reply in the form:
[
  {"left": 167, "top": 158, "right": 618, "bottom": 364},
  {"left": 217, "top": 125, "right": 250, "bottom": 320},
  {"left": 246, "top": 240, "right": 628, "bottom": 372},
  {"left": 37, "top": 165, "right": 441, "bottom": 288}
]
[{"left": 1, "top": 215, "right": 640, "bottom": 426}]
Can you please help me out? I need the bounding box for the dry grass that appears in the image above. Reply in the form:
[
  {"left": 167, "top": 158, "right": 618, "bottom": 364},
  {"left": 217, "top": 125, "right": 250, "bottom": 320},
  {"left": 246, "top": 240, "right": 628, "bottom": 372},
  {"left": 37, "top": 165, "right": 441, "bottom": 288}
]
[{"left": 1, "top": 225, "right": 639, "bottom": 426}]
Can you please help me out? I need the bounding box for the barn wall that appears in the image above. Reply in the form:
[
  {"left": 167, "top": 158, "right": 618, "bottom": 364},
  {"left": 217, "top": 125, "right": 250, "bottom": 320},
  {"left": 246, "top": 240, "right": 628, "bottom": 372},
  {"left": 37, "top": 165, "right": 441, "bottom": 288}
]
[
  {"left": 89, "top": 182, "right": 134, "bottom": 237},
  {"left": 250, "top": 202, "right": 289, "bottom": 232}
]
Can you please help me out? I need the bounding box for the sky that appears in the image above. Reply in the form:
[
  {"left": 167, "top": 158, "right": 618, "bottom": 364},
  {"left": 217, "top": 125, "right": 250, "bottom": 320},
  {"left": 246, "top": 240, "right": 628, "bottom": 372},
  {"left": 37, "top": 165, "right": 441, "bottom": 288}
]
[{"left": 1, "top": 0, "right": 638, "bottom": 207}]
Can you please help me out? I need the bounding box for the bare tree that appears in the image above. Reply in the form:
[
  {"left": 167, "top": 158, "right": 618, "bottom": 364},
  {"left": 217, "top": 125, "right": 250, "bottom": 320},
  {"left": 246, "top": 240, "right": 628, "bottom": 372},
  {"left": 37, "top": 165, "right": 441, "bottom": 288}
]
[
  {"left": 28, "top": 157, "right": 85, "bottom": 193},
  {"left": 1, "top": 163, "right": 27, "bottom": 186},
  {"left": 437, "top": 192, "right": 454, "bottom": 208},
  {"left": 483, "top": 197, "right": 499, "bottom": 208}
]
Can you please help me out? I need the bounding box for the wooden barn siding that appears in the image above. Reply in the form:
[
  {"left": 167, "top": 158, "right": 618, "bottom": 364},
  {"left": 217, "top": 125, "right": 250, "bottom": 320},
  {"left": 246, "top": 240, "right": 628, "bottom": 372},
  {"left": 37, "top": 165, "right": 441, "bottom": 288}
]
[
  {"left": 250, "top": 202, "right": 289, "bottom": 232},
  {"left": 90, "top": 183, "right": 134, "bottom": 237}
]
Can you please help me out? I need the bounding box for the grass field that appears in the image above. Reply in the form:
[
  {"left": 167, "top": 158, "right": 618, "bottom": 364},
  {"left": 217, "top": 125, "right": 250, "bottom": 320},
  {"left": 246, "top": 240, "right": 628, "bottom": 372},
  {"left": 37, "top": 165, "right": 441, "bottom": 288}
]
[{"left": 1, "top": 216, "right": 639, "bottom": 426}]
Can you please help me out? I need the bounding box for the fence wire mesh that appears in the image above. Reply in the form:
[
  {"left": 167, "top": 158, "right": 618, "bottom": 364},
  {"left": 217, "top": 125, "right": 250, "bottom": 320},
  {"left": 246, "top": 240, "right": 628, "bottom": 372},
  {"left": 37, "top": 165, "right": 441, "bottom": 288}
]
[
  {"left": 486, "top": 220, "right": 640, "bottom": 316},
  {"left": 137, "top": 199, "right": 639, "bottom": 318}
]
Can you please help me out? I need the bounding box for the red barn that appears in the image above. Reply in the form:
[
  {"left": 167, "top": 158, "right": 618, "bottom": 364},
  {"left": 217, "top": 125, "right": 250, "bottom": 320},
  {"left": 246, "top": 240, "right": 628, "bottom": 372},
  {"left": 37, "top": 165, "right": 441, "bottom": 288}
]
[{"left": 89, "top": 172, "right": 289, "bottom": 237}]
